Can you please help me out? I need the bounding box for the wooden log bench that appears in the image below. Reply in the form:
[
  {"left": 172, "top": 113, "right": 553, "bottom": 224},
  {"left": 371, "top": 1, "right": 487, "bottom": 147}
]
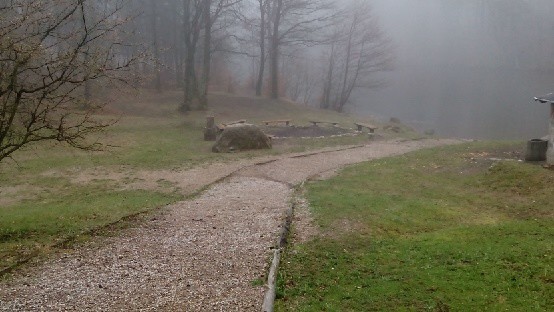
[
  {"left": 309, "top": 121, "right": 339, "bottom": 127},
  {"left": 225, "top": 119, "right": 246, "bottom": 126},
  {"left": 354, "top": 122, "right": 378, "bottom": 133},
  {"left": 262, "top": 119, "right": 291, "bottom": 126}
]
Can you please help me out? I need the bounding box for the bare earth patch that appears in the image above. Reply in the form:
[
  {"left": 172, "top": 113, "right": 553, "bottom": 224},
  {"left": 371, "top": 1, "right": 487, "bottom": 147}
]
[
  {"left": 0, "top": 139, "right": 463, "bottom": 311},
  {"left": 44, "top": 161, "right": 262, "bottom": 196},
  {"left": 290, "top": 191, "right": 319, "bottom": 244},
  {"left": 0, "top": 185, "right": 44, "bottom": 207}
]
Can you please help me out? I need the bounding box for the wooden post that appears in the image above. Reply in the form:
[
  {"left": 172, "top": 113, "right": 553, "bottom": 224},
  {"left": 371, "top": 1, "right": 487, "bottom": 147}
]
[
  {"left": 206, "top": 116, "right": 215, "bottom": 128},
  {"left": 204, "top": 116, "right": 217, "bottom": 141},
  {"left": 546, "top": 103, "right": 554, "bottom": 166}
]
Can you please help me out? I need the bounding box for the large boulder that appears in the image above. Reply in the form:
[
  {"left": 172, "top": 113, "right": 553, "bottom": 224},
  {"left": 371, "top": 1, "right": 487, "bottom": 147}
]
[{"left": 212, "top": 124, "right": 271, "bottom": 153}]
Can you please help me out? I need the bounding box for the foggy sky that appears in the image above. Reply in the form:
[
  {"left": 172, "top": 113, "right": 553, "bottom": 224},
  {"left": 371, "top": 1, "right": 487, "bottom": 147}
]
[{"left": 355, "top": 0, "right": 554, "bottom": 139}]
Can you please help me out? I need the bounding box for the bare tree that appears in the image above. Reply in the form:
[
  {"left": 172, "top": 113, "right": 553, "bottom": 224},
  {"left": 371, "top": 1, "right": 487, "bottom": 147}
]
[
  {"left": 268, "top": 0, "right": 283, "bottom": 99},
  {"left": 284, "top": 52, "right": 318, "bottom": 105},
  {"left": 254, "top": 0, "right": 270, "bottom": 96},
  {"left": 181, "top": 0, "right": 193, "bottom": 112},
  {"left": 150, "top": 0, "right": 162, "bottom": 92},
  {"left": 199, "top": 0, "right": 242, "bottom": 109},
  {"left": 199, "top": 0, "right": 213, "bottom": 109},
  {"left": 0, "top": 0, "right": 135, "bottom": 162},
  {"left": 321, "top": 0, "right": 392, "bottom": 112},
  {"left": 320, "top": 30, "right": 338, "bottom": 109},
  {"left": 179, "top": 0, "right": 206, "bottom": 111},
  {"left": 232, "top": 0, "right": 271, "bottom": 96},
  {"left": 181, "top": 0, "right": 240, "bottom": 112},
  {"left": 267, "top": 0, "right": 335, "bottom": 99}
]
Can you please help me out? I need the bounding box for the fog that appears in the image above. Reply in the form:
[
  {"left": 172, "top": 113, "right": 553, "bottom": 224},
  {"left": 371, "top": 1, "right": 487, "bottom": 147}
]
[
  {"left": 351, "top": 0, "right": 554, "bottom": 139},
  {"left": 13, "top": 0, "right": 551, "bottom": 141}
]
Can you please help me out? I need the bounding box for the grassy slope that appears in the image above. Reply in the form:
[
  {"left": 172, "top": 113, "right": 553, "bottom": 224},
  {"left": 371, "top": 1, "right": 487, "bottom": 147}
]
[
  {"left": 0, "top": 90, "right": 401, "bottom": 272},
  {"left": 276, "top": 142, "right": 553, "bottom": 311}
]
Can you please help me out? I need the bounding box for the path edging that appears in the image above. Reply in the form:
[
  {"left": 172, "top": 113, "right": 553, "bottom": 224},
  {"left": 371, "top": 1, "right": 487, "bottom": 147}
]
[{"left": 261, "top": 184, "right": 303, "bottom": 312}]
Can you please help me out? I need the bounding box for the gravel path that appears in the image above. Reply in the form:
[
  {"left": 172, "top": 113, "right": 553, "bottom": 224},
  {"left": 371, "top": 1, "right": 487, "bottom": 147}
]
[{"left": 0, "top": 139, "right": 462, "bottom": 311}]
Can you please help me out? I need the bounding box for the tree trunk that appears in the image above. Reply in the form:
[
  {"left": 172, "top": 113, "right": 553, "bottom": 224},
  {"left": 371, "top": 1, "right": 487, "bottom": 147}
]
[
  {"left": 180, "top": 0, "right": 192, "bottom": 112},
  {"left": 255, "top": 0, "right": 267, "bottom": 96},
  {"left": 150, "top": 0, "right": 162, "bottom": 93},
  {"left": 337, "top": 21, "right": 355, "bottom": 112},
  {"left": 269, "top": 0, "right": 283, "bottom": 100},
  {"left": 171, "top": 5, "right": 184, "bottom": 87},
  {"left": 174, "top": 47, "right": 183, "bottom": 87},
  {"left": 199, "top": 0, "right": 212, "bottom": 110},
  {"left": 320, "top": 41, "right": 335, "bottom": 109}
]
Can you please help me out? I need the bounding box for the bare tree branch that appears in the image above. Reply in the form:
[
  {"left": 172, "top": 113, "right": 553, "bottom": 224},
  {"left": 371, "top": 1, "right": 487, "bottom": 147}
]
[{"left": 0, "top": 0, "right": 137, "bottom": 162}]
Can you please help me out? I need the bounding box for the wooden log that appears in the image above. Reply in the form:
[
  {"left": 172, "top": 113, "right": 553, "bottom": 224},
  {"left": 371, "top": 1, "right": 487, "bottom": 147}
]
[
  {"left": 310, "top": 121, "right": 338, "bottom": 126},
  {"left": 224, "top": 119, "right": 246, "bottom": 126},
  {"left": 262, "top": 120, "right": 291, "bottom": 126},
  {"left": 355, "top": 122, "right": 377, "bottom": 133}
]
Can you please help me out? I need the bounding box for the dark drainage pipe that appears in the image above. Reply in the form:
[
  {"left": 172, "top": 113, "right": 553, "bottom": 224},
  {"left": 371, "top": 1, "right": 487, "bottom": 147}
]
[{"left": 525, "top": 139, "right": 548, "bottom": 161}]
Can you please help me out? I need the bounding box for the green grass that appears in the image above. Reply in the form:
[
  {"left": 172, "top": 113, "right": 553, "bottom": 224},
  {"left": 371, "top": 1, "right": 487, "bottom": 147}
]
[
  {"left": 0, "top": 186, "right": 181, "bottom": 270},
  {"left": 0, "top": 90, "right": 406, "bottom": 273},
  {"left": 276, "top": 142, "right": 553, "bottom": 311}
]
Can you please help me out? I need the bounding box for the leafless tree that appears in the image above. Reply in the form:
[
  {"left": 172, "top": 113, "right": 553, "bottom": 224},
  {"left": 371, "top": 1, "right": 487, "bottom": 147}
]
[
  {"left": 266, "top": 0, "right": 335, "bottom": 99},
  {"left": 180, "top": 0, "right": 199, "bottom": 112},
  {"left": 231, "top": 0, "right": 271, "bottom": 96},
  {"left": 284, "top": 52, "right": 318, "bottom": 105},
  {"left": 150, "top": 0, "right": 162, "bottom": 92},
  {"left": 199, "top": 0, "right": 213, "bottom": 110},
  {"left": 320, "top": 0, "right": 393, "bottom": 112},
  {"left": 199, "top": 0, "right": 242, "bottom": 109},
  {"left": 320, "top": 29, "right": 338, "bottom": 109},
  {"left": 0, "top": 0, "right": 135, "bottom": 162},
  {"left": 180, "top": 0, "right": 242, "bottom": 112},
  {"left": 253, "top": 0, "right": 270, "bottom": 96}
]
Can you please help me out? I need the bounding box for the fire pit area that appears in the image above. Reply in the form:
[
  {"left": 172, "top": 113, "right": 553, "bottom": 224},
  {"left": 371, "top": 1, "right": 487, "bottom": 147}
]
[{"left": 262, "top": 125, "right": 356, "bottom": 139}]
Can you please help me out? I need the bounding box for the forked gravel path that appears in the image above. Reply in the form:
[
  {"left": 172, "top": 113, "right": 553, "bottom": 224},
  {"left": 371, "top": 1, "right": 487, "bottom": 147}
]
[{"left": 0, "top": 139, "right": 462, "bottom": 311}]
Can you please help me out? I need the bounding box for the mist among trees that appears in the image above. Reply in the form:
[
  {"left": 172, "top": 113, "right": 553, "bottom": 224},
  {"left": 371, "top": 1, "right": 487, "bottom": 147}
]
[
  {"left": 366, "top": 0, "right": 554, "bottom": 139},
  {"left": 2, "top": 0, "right": 554, "bottom": 160}
]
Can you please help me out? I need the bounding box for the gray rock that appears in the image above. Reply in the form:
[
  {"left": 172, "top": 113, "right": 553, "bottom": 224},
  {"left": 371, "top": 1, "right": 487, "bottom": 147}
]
[{"left": 212, "top": 124, "right": 271, "bottom": 153}]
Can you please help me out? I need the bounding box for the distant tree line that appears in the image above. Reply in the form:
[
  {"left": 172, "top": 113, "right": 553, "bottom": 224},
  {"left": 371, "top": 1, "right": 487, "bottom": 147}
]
[
  {"left": 123, "top": 0, "right": 393, "bottom": 112},
  {"left": 3, "top": 0, "right": 554, "bottom": 161}
]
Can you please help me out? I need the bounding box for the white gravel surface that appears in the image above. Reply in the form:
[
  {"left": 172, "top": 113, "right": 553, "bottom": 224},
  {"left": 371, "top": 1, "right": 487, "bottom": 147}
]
[{"left": 0, "top": 139, "right": 462, "bottom": 311}]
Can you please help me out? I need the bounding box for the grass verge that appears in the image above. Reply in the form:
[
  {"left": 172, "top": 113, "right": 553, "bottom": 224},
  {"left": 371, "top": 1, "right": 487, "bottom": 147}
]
[
  {"left": 276, "top": 142, "right": 553, "bottom": 311},
  {"left": 0, "top": 185, "right": 181, "bottom": 273}
]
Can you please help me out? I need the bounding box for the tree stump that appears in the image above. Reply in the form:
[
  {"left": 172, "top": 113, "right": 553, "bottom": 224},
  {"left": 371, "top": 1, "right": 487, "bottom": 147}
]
[
  {"left": 204, "top": 116, "right": 217, "bottom": 141},
  {"left": 525, "top": 139, "right": 548, "bottom": 161}
]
